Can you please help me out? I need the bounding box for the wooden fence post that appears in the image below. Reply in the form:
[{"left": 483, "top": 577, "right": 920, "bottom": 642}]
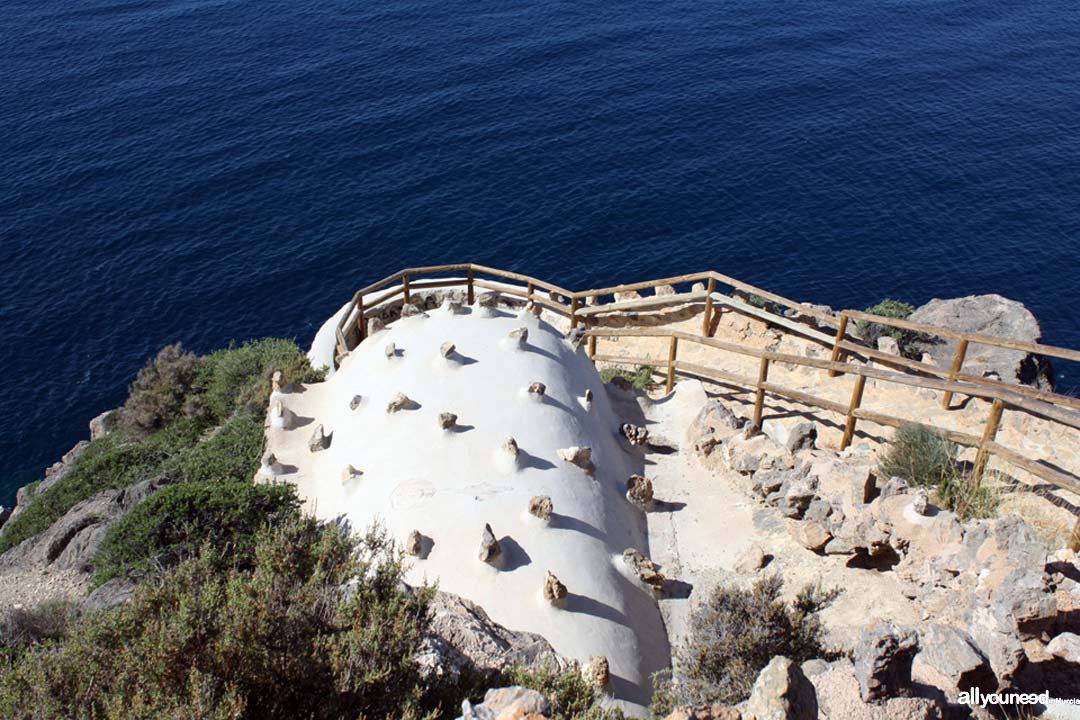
[
  {"left": 828, "top": 315, "right": 849, "bottom": 377},
  {"left": 570, "top": 297, "right": 580, "bottom": 329},
  {"left": 402, "top": 273, "right": 411, "bottom": 304},
  {"left": 588, "top": 325, "right": 597, "bottom": 361},
  {"left": 356, "top": 296, "right": 366, "bottom": 342},
  {"left": 971, "top": 399, "right": 1004, "bottom": 487},
  {"left": 666, "top": 336, "right": 679, "bottom": 393},
  {"left": 467, "top": 269, "right": 475, "bottom": 305},
  {"left": 753, "top": 357, "right": 771, "bottom": 430},
  {"left": 702, "top": 277, "right": 716, "bottom": 337},
  {"left": 527, "top": 282, "right": 534, "bottom": 302},
  {"left": 941, "top": 338, "right": 970, "bottom": 410},
  {"left": 840, "top": 374, "right": 867, "bottom": 450}
]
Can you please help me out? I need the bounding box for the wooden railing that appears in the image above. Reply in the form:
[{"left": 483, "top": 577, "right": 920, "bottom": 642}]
[{"left": 332, "top": 264, "right": 1080, "bottom": 500}]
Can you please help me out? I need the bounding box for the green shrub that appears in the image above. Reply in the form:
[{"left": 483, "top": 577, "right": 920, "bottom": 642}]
[
  {"left": 879, "top": 423, "right": 1000, "bottom": 520},
  {"left": 879, "top": 423, "right": 958, "bottom": 489},
  {"left": 0, "top": 339, "right": 320, "bottom": 556},
  {"left": 92, "top": 480, "right": 301, "bottom": 587},
  {"left": 118, "top": 343, "right": 205, "bottom": 435},
  {"left": 599, "top": 365, "right": 655, "bottom": 390},
  {"left": 199, "top": 338, "right": 324, "bottom": 420},
  {"left": 855, "top": 299, "right": 927, "bottom": 360},
  {"left": 0, "top": 519, "right": 438, "bottom": 720},
  {"left": 0, "top": 435, "right": 179, "bottom": 554},
  {"left": 652, "top": 576, "right": 839, "bottom": 713}
]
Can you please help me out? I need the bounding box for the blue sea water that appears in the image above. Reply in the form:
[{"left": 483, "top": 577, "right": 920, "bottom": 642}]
[{"left": 2, "top": 0, "right": 1079, "bottom": 508}]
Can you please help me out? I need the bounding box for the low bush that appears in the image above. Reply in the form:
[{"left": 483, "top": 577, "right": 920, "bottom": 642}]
[
  {"left": 118, "top": 343, "right": 205, "bottom": 435},
  {"left": 0, "top": 339, "right": 320, "bottom": 557},
  {"left": 0, "top": 519, "right": 614, "bottom": 720},
  {"left": 652, "top": 575, "right": 839, "bottom": 713},
  {"left": 855, "top": 299, "right": 927, "bottom": 359},
  {"left": 0, "top": 520, "right": 436, "bottom": 720},
  {"left": 199, "top": 338, "right": 325, "bottom": 420},
  {"left": 92, "top": 480, "right": 301, "bottom": 586},
  {"left": 599, "top": 365, "right": 655, "bottom": 390},
  {"left": 879, "top": 423, "right": 1000, "bottom": 520},
  {"left": 879, "top": 423, "right": 958, "bottom": 488}
]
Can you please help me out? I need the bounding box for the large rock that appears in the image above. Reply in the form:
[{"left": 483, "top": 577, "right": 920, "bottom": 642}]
[
  {"left": 1047, "top": 632, "right": 1080, "bottom": 665},
  {"left": 912, "top": 624, "right": 996, "bottom": 696},
  {"left": 687, "top": 400, "right": 742, "bottom": 459},
  {"left": 762, "top": 419, "right": 817, "bottom": 454},
  {"left": 417, "top": 592, "right": 574, "bottom": 678},
  {"left": 853, "top": 623, "right": 919, "bottom": 702},
  {"left": 743, "top": 656, "right": 817, "bottom": 720},
  {"left": 909, "top": 295, "right": 1054, "bottom": 390}
]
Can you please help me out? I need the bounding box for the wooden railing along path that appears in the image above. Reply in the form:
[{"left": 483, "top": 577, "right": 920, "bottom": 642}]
[{"left": 332, "top": 264, "right": 1080, "bottom": 503}]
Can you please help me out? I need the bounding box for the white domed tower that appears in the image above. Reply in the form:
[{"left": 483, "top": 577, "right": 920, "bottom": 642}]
[{"left": 265, "top": 295, "right": 670, "bottom": 713}]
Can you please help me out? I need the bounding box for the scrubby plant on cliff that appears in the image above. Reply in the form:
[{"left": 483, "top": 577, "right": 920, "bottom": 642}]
[
  {"left": 92, "top": 480, "right": 300, "bottom": 587},
  {"left": 0, "top": 519, "right": 436, "bottom": 719},
  {"left": 0, "top": 339, "right": 322, "bottom": 556},
  {"left": 855, "top": 299, "right": 927, "bottom": 359},
  {"left": 118, "top": 343, "right": 205, "bottom": 435},
  {"left": 0, "top": 519, "right": 613, "bottom": 720},
  {"left": 651, "top": 575, "right": 839, "bottom": 713},
  {"left": 879, "top": 423, "right": 1000, "bottom": 520}
]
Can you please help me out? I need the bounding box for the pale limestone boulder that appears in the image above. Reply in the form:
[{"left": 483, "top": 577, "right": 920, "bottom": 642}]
[{"left": 743, "top": 656, "right": 817, "bottom": 720}]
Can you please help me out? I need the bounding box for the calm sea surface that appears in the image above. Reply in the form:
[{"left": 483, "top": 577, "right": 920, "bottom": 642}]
[{"left": 2, "top": 0, "right": 1079, "bottom": 507}]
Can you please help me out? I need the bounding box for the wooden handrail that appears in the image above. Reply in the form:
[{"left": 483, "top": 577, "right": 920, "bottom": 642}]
[
  {"left": 331, "top": 263, "right": 1080, "bottom": 498},
  {"left": 585, "top": 326, "right": 1080, "bottom": 496}
]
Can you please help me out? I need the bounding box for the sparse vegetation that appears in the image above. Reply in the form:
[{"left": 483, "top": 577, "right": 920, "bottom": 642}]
[
  {"left": 0, "top": 339, "right": 322, "bottom": 557},
  {"left": 856, "top": 299, "right": 928, "bottom": 360},
  {"left": 879, "top": 423, "right": 958, "bottom": 488},
  {"left": 599, "top": 364, "right": 655, "bottom": 389},
  {"left": 651, "top": 575, "right": 839, "bottom": 713},
  {"left": 0, "top": 519, "right": 614, "bottom": 720},
  {"left": 92, "top": 480, "right": 301, "bottom": 587},
  {"left": 879, "top": 423, "right": 1001, "bottom": 520}
]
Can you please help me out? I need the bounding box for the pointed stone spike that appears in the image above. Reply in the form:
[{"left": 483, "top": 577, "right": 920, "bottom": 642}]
[
  {"left": 503, "top": 437, "right": 519, "bottom": 458},
  {"left": 582, "top": 656, "right": 610, "bottom": 688},
  {"left": 309, "top": 425, "right": 330, "bottom": 452},
  {"left": 508, "top": 327, "right": 529, "bottom": 347},
  {"left": 405, "top": 530, "right": 423, "bottom": 556},
  {"left": 367, "top": 317, "right": 385, "bottom": 335},
  {"left": 626, "top": 474, "right": 654, "bottom": 507},
  {"left": 440, "top": 341, "right": 456, "bottom": 358},
  {"left": 387, "top": 393, "right": 412, "bottom": 413},
  {"left": 557, "top": 446, "right": 592, "bottom": 470},
  {"left": 341, "top": 465, "right": 363, "bottom": 483},
  {"left": 384, "top": 342, "right": 397, "bottom": 359},
  {"left": 271, "top": 370, "right": 284, "bottom": 394},
  {"left": 400, "top": 302, "right": 426, "bottom": 318},
  {"left": 479, "top": 523, "right": 501, "bottom": 563},
  {"left": 438, "top": 412, "right": 457, "bottom": 430},
  {"left": 349, "top": 395, "right": 363, "bottom": 411},
  {"left": 528, "top": 495, "right": 553, "bottom": 522},
  {"left": 543, "top": 571, "right": 567, "bottom": 604},
  {"left": 527, "top": 382, "right": 546, "bottom": 397}
]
